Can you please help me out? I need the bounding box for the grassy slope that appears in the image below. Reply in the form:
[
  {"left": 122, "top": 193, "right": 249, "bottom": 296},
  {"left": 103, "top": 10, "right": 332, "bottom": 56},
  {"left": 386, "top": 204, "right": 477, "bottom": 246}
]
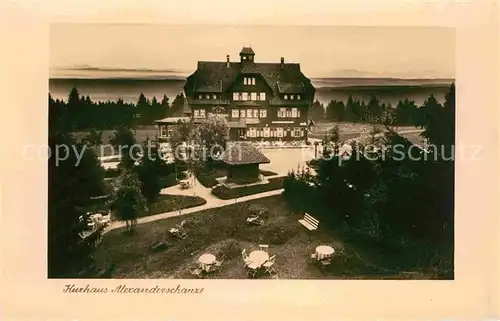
[{"left": 94, "top": 195, "right": 451, "bottom": 279}]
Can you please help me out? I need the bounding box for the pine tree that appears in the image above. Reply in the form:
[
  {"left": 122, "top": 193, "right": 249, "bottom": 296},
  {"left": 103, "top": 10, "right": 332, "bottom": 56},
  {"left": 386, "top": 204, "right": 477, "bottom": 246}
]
[
  {"left": 135, "top": 140, "right": 171, "bottom": 202},
  {"left": 48, "top": 131, "right": 105, "bottom": 277}
]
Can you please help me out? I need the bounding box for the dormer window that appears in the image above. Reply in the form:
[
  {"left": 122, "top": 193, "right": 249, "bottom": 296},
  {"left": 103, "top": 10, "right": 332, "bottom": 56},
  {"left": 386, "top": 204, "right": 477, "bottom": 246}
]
[
  {"left": 205, "top": 94, "right": 210, "bottom": 99},
  {"left": 284, "top": 95, "right": 288, "bottom": 100},
  {"left": 244, "top": 77, "right": 256, "bottom": 86},
  {"left": 290, "top": 95, "right": 294, "bottom": 100},
  {"left": 212, "top": 94, "right": 217, "bottom": 99},
  {"left": 198, "top": 94, "right": 203, "bottom": 99},
  {"left": 297, "top": 95, "right": 301, "bottom": 100}
]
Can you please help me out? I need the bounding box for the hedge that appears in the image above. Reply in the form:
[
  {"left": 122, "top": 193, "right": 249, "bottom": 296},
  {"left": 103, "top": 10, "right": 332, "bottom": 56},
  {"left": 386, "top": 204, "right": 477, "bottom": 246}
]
[{"left": 211, "top": 177, "right": 285, "bottom": 200}]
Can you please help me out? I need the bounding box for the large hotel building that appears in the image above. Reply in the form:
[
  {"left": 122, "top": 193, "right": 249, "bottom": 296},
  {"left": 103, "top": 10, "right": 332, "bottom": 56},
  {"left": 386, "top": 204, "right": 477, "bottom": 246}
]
[{"left": 156, "top": 47, "right": 315, "bottom": 143}]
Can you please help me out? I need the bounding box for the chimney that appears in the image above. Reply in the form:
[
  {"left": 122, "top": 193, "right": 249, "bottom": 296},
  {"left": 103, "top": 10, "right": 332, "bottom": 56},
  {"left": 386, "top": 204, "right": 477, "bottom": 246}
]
[
  {"left": 226, "top": 55, "right": 230, "bottom": 68},
  {"left": 280, "top": 57, "right": 284, "bottom": 69}
]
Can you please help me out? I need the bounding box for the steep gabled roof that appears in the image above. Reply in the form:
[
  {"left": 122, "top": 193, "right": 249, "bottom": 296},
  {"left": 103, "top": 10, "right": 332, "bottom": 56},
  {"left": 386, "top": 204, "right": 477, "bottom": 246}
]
[
  {"left": 277, "top": 81, "right": 306, "bottom": 94},
  {"left": 221, "top": 143, "right": 270, "bottom": 165},
  {"left": 184, "top": 60, "right": 315, "bottom": 100},
  {"left": 240, "top": 47, "right": 255, "bottom": 55}
]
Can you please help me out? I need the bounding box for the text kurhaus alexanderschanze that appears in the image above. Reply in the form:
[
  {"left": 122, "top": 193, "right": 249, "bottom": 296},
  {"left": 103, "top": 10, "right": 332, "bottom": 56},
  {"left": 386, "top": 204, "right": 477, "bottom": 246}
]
[{"left": 63, "top": 284, "right": 204, "bottom": 294}]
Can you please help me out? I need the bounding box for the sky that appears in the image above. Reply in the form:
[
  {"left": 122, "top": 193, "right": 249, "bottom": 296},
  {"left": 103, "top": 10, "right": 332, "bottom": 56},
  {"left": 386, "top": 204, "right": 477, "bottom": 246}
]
[{"left": 50, "top": 24, "right": 455, "bottom": 79}]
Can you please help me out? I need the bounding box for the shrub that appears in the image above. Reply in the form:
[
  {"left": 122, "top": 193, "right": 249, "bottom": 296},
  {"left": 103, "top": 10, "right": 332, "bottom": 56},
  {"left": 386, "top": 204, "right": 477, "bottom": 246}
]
[{"left": 105, "top": 168, "right": 120, "bottom": 178}]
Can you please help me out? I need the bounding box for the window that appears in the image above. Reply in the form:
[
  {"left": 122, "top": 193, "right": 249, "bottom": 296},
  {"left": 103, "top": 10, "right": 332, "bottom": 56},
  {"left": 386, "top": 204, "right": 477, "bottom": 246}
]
[
  {"left": 251, "top": 78, "right": 256, "bottom": 85},
  {"left": 242, "top": 92, "right": 248, "bottom": 101},
  {"left": 260, "top": 109, "right": 267, "bottom": 118},
  {"left": 277, "top": 127, "right": 284, "bottom": 137},
  {"left": 253, "top": 109, "right": 259, "bottom": 118},
  {"left": 263, "top": 128, "right": 270, "bottom": 137},
  {"left": 195, "top": 109, "right": 206, "bottom": 118},
  {"left": 246, "top": 109, "right": 252, "bottom": 118},
  {"left": 243, "top": 78, "right": 248, "bottom": 85},
  {"left": 286, "top": 109, "right": 292, "bottom": 118},
  {"left": 297, "top": 95, "right": 301, "bottom": 100},
  {"left": 290, "top": 95, "right": 295, "bottom": 100},
  {"left": 278, "top": 108, "right": 286, "bottom": 118},
  {"left": 256, "top": 128, "right": 262, "bottom": 137},
  {"left": 260, "top": 92, "right": 266, "bottom": 101},
  {"left": 251, "top": 92, "right": 257, "bottom": 101},
  {"left": 284, "top": 95, "right": 288, "bottom": 100},
  {"left": 247, "top": 128, "right": 256, "bottom": 138},
  {"left": 297, "top": 109, "right": 301, "bottom": 117},
  {"left": 205, "top": 94, "right": 210, "bottom": 99},
  {"left": 291, "top": 108, "right": 298, "bottom": 118},
  {"left": 233, "top": 92, "right": 239, "bottom": 101},
  {"left": 232, "top": 109, "right": 239, "bottom": 118},
  {"left": 198, "top": 94, "right": 202, "bottom": 99},
  {"left": 160, "top": 125, "right": 167, "bottom": 137},
  {"left": 240, "top": 110, "right": 246, "bottom": 118},
  {"left": 293, "top": 127, "right": 301, "bottom": 137},
  {"left": 270, "top": 128, "right": 276, "bottom": 137}
]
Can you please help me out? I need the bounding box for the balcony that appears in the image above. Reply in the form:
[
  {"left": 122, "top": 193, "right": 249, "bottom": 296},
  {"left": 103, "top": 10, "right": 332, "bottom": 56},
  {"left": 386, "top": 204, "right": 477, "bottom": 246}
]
[{"left": 244, "top": 118, "right": 260, "bottom": 125}]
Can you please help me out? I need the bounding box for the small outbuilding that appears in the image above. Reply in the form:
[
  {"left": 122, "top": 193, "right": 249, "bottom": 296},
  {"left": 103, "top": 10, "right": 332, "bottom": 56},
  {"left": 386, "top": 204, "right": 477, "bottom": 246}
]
[{"left": 220, "top": 143, "right": 270, "bottom": 184}]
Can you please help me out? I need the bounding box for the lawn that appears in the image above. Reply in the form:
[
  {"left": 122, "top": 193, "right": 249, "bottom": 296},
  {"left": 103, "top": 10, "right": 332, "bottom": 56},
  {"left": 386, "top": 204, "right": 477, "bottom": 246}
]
[
  {"left": 308, "top": 121, "right": 420, "bottom": 141},
  {"left": 93, "top": 195, "right": 451, "bottom": 279},
  {"left": 138, "top": 194, "right": 207, "bottom": 218},
  {"left": 211, "top": 177, "right": 285, "bottom": 200},
  {"left": 86, "top": 192, "right": 206, "bottom": 219}
]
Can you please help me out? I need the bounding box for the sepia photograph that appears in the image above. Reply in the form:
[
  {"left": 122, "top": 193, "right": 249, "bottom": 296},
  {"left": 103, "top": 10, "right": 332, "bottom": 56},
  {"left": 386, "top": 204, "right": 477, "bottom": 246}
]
[{"left": 48, "top": 24, "right": 455, "bottom": 280}]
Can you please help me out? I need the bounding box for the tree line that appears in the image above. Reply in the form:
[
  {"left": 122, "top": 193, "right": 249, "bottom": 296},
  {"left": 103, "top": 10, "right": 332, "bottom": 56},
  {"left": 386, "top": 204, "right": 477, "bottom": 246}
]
[
  {"left": 308, "top": 94, "right": 444, "bottom": 126},
  {"left": 284, "top": 84, "right": 455, "bottom": 277},
  {"left": 49, "top": 87, "right": 186, "bottom": 132}
]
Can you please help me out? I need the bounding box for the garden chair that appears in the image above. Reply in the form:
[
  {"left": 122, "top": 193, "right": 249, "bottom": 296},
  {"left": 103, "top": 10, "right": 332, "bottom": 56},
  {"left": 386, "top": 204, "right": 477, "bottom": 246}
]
[
  {"left": 241, "top": 249, "right": 251, "bottom": 267},
  {"left": 169, "top": 228, "right": 188, "bottom": 239},
  {"left": 247, "top": 263, "right": 260, "bottom": 278},
  {"left": 263, "top": 255, "right": 276, "bottom": 275},
  {"left": 320, "top": 259, "right": 332, "bottom": 267},
  {"left": 188, "top": 267, "right": 203, "bottom": 278},
  {"left": 247, "top": 215, "right": 264, "bottom": 226},
  {"left": 259, "top": 244, "right": 269, "bottom": 253},
  {"left": 210, "top": 260, "right": 223, "bottom": 274}
]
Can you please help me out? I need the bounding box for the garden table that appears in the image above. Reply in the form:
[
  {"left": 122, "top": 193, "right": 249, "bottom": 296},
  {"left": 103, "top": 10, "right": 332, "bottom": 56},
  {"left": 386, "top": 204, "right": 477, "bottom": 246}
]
[
  {"left": 198, "top": 253, "right": 216, "bottom": 271},
  {"left": 315, "top": 245, "right": 335, "bottom": 260},
  {"left": 248, "top": 250, "right": 269, "bottom": 267}
]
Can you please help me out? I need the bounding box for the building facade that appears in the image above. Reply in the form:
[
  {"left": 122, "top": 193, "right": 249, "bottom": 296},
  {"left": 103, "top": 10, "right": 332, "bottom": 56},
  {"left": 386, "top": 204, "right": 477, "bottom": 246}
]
[{"left": 181, "top": 47, "right": 316, "bottom": 143}]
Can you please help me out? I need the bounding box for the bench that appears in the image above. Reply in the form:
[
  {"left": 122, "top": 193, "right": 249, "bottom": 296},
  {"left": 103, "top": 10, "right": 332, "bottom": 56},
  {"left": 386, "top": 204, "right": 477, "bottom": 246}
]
[{"left": 298, "top": 213, "right": 319, "bottom": 231}]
